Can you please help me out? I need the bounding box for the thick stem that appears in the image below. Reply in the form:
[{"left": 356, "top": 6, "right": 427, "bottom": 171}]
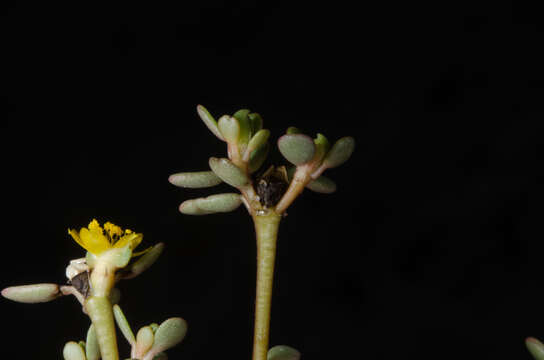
[
  {"left": 252, "top": 211, "right": 282, "bottom": 360},
  {"left": 86, "top": 296, "right": 119, "bottom": 360},
  {"left": 275, "top": 166, "right": 310, "bottom": 214},
  {"left": 87, "top": 259, "right": 118, "bottom": 360}
]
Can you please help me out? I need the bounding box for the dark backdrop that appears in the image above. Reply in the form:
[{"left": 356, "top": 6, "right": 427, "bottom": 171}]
[{"left": 1, "top": 1, "right": 544, "bottom": 359}]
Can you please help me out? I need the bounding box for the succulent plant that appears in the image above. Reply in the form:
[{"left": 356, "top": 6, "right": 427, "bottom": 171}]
[
  {"left": 169, "top": 105, "right": 355, "bottom": 360},
  {"left": 2, "top": 219, "right": 184, "bottom": 360}
]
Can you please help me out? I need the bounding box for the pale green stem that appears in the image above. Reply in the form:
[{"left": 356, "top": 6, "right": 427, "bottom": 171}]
[
  {"left": 252, "top": 211, "right": 282, "bottom": 360},
  {"left": 86, "top": 260, "right": 119, "bottom": 360},
  {"left": 86, "top": 296, "right": 119, "bottom": 360}
]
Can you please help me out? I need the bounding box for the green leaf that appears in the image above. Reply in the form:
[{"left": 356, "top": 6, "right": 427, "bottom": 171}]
[
  {"left": 86, "top": 324, "right": 100, "bottom": 360},
  {"left": 123, "top": 243, "right": 164, "bottom": 279},
  {"left": 168, "top": 171, "right": 222, "bottom": 188},
  {"left": 313, "top": 133, "right": 330, "bottom": 163},
  {"left": 218, "top": 115, "right": 240, "bottom": 144},
  {"left": 208, "top": 157, "right": 249, "bottom": 187},
  {"left": 267, "top": 345, "right": 301, "bottom": 360},
  {"left": 197, "top": 105, "right": 224, "bottom": 141},
  {"left": 248, "top": 113, "right": 263, "bottom": 134},
  {"left": 278, "top": 134, "right": 316, "bottom": 165},
  {"left": 113, "top": 304, "right": 135, "bottom": 345},
  {"left": 179, "top": 193, "right": 243, "bottom": 215},
  {"left": 249, "top": 143, "right": 269, "bottom": 174},
  {"left": 1, "top": 283, "right": 61, "bottom": 303},
  {"left": 233, "top": 109, "right": 251, "bottom": 144},
  {"left": 527, "top": 338, "right": 544, "bottom": 360},
  {"left": 245, "top": 129, "right": 270, "bottom": 160},
  {"left": 135, "top": 326, "right": 154, "bottom": 356},
  {"left": 306, "top": 175, "right": 337, "bottom": 193},
  {"left": 150, "top": 323, "right": 159, "bottom": 333},
  {"left": 149, "top": 318, "right": 188, "bottom": 354},
  {"left": 63, "top": 341, "right": 86, "bottom": 360},
  {"left": 286, "top": 127, "right": 300, "bottom": 134},
  {"left": 323, "top": 136, "right": 355, "bottom": 168}
]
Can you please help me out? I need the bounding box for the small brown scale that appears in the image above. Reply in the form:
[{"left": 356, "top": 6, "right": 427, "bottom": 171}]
[{"left": 255, "top": 165, "right": 289, "bottom": 208}]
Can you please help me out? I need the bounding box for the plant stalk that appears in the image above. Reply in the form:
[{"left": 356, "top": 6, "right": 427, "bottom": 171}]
[
  {"left": 86, "top": 296, "right": 119, "bottom": 360},
  {"left": 252, "top": 211, "right": 282, "bottom": 360},
  {"left": 86, "top": 259, "right": 119, "bottom": 360}
]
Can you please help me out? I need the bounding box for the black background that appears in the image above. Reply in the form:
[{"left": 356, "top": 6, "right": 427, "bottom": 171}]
[{"left": 1, "top": 1, "right": 544, "bottom": 359}]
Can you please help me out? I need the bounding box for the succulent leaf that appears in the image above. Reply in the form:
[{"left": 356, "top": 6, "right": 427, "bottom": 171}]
[
  {"left": 323, "top": 136, "right": 355, "bottom": 169},
  {"left": 1, "top": 283, "right": 61, "bottom": 303},
  {"left": 168, "top": 171, "right": 222, "bottom": 188},
  {"left": 179, "top": 193, "right": 242, "bottom": 215},
  {"left": 249, "top": 143, "right": 270, "bottom": 174},
  {"left": 197, "top": 105, "right": 224, "bottom": 141},
  {"left": 286, "top": 127, "right": 300, "bottom": 134},
  {"left": 267, "top": 345, "right": 301, "bottom": 360},
  {"left": 245, "top": 129, "right": 271, "bottom": 160},
  {"left": 233, "top": 109, "right": 251, "bottom": 144},
  {"left": 527, "top": 338, "right": 544, "bottom": 360},
  {"left": 306, "top": 175, "right": 337, "bottom": 193},
  {"left": 208, "top": 157, "right": 249, "bottom": 187},
  {"left": 122, "top": 243, "right": 164, "bottom": 279},
  {"left": 113, "top": 304, "right": 136, "bottom": 345},
  {"left": 248, "top": 112, "right": 263, "bottom": 134},
  {"left": 218, "top": 115, "right": 240, "bottom": 144},
  {"left": 278, "top": 134, "right": 316, "bottom": 165},
  {"left": 63, "top": 341, "right": 86, "bottom": 360},
  {"left": 313, "top": 133, "right": 330, "bottom": 163},
  {"left": 86, "top": 324, "right": 100, "bottom": 360},
  {"left": 136, "top": 326, "right": 155, "bottom": 356},
  {"left": 149, "top": 318, "right": 188, "bottom": 354}
]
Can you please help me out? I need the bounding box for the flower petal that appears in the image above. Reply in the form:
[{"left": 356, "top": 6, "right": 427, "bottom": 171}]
[
  {"left": 114, "top": 233, "right": 143, "bottom": 251},
  {"left": 80, "top": 227, "right": 110, "bottom": 255},
  {"left": 68, "top": 229, "right": 87, "bottom": 250}
]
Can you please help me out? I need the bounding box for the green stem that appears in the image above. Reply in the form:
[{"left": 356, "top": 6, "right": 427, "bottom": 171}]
[
  {"left": 252, "top": 211, "right": 282, "bottom": 360},
  {"left": 86, "top": 296, "right": 119, "bottom": 360}
]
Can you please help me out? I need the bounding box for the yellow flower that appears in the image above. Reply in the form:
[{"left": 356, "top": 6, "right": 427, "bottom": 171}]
[{"left": 68, "top": 219, "right": 147, "bottom": 256}]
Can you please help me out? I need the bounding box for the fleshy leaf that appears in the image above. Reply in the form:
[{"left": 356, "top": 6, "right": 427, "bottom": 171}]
[
  {"left": 218, "top": 115, "right": 240, "bottom": 144},
  {"left": 197, "top": 105, "right": 224, "bottom": 141},
  {"left": 113, "top": 304, "right": 135, "bottom": 345},
  {"left": 168, "top": 171, "right": 222, "bottom": 188},
  {"left": 248, "top": 112, "right": 263, "bottom": 134},
  {"left": 149, "top": 318, "right": 188, "bottom": 355},
  {"left": 245, "top": 129, "right": 271, "bottom": 160},
  {"left": 306, "top": 175, "right": 337, "bottom": 193},
  {"left": 527, "top": 338, "right": 544, "bottom": 360},
  {"left": 313, "top": 133, "right": 330, "bottom": 163},
  {"left": 249, "top": 143, "right": 269, "bottom": 174},
  {"left": 179, "top": 193, "right": 242, "bottom": 215},
  {"left": 233, "top": 109, "right": 251, "bottom": 144},
  {"left": 122, "top": 243, "right": 164, "bottom": 279},
  {"left": 322, "top": 136, "right": 355, "bottom": 168},
  {"left": 135, "top": 326, "right": 154, "bottom": 357},
  {"left": 86, "top": 324, "right": 100, "bottom": 360},
  {"left": 209, "top": 157, "right": 249, "bottom": 187},
  {"left": 267, "top": 345, "right": 301, "bottom": 360},
  {"left": 286, "top": 127, "right": 300, "bottom": 134},
  {"left": 63, "top": 342, "right": 86, "bottom": 360},
  {"left": 278, "top": 134, "right": 316, "bottom": 165},
  {"left": 1, "top": 283, "right": 61, "bottom": 303}
]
